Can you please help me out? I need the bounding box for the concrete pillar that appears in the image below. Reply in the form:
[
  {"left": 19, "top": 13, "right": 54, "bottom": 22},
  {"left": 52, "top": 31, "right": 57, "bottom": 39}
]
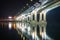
[
  {"left": 35, "top": 26, "right": 37, "bottom": 40},
  {"left": 40, "top": 11, "right": 47, "bottom": 40},
  {"left": 34, "top": 11, "right": 37, "bottom": 21}
]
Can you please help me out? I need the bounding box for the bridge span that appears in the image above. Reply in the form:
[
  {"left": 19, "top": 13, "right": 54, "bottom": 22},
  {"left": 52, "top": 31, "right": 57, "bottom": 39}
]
[
  {"left": 0, "top": 0, "right": 60, "bottom": 40},
  {"left": 15, "top": 0, "right": 60, "bottom": 40}
]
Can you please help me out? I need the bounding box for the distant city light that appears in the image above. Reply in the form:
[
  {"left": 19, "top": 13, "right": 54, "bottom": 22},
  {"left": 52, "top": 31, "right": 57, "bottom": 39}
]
[{"left": 8, "top": 16, "right": 12, "bottom": 19}]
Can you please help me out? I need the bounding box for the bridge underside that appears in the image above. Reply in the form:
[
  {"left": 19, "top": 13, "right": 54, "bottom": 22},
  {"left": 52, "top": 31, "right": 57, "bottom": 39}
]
[{"left": 2, "top": 0, "right": 59, "bottom": 40}]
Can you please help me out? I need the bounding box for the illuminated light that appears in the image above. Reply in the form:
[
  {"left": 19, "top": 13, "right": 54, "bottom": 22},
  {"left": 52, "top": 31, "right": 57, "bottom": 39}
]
[
  {"left": 42, "top": 0, "right": 48, "bottom": 5},
  {"left": 31, "top": 32, "right": 36, "bottom": 39},
  {"left": 32, "top": 32, "right": 35, "bottom": 39},
  {"left": 21, "top": 23, "right": 26, "bottom": 32},
  {"left": 24, "top": 7, "right": 25, "bottom": 8},
  {"left": 41, "top": 32, "right": 53, "bottom": 40},
  {"left": 26, "top": 3, "right": 28, "bottom": 6},
  {"left": 27, "top": 26, "right": 31, "bottom": 35},
  {"left": 8, "top": 16, "right": 12, "bottom": 19},
  {"left": 40, "top": 32, "right": 49, "bottom": 40},
  {"left": 9, "top": 22, "right": 12, "bottom": 29},
  {"left": 16, "top": 17, "right": 20, "bottom": 20},
  {"left": 22, "top": 28, "right": 25, "bottom": 32},
  {"left": 40, "top": 32, "right": 42, "bottom": 37},
  {"left": 42, "top": 32, "right": 46, "bottom": 39},
  {"left": 13, "top": 16, "right": 16, "bottom": 19},
  {"left": 27, "top": 14, "right": 31, "bottom": 17},
  {"left": 30, "top": 0, "right": 33, "bottom": 1},
  {"left": 13, "top": 23, "right": 16, "bottom": 29},
  {"left": 16, "top": 23, "right": 20, "bottom": 28}
]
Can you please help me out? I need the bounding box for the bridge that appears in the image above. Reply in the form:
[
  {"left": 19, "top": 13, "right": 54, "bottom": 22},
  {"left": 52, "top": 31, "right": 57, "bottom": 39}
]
[
  {"left": 0, "top": 19, "right": 21, "bottom": 22},
  {"left": 1, "top": 0, "right": 60, "bottom": 40}
]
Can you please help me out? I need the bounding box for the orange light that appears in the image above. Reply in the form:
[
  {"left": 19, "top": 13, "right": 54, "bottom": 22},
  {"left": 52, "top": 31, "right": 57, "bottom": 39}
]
[
  {"left": 13, "top": 16, "right": 16, "bottom": 19},
  {"left": 13, "top": 23, "right": 16, "bottom": 29}
]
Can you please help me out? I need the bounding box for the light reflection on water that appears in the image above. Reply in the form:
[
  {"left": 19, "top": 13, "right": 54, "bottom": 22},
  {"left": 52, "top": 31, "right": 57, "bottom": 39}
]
[
  {"left": 0, "top": 22, "right": 21, "bottom": 40},
  {"left": 9, "top": 22, "right": 12, "bottom": 29},
  {"left": 16, "top": 22, "right": 54, "bottom": 40},
  {"left": 0, "top": 22, "right": 16, "bottom": 29},
  {"left": 0, "top": 22, "right": 53, "bottom": 40}
]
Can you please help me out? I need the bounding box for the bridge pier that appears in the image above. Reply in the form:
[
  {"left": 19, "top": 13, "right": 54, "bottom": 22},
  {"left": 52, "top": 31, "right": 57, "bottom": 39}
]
[{"left": 40, "top": 11, "right": 47, "bottom": 40}]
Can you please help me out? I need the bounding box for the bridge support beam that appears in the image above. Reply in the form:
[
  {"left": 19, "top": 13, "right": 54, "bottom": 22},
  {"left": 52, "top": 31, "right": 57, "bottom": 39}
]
[{"left": 40, "top": 11, "right": 47, "bottom": 40}]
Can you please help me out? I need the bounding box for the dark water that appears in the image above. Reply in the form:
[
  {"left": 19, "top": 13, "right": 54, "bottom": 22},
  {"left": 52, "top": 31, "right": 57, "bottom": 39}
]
[
  {"left": 46, "top": 6, "right": 60, "bottom": 40},
  {"left": 0, "top": 24, "right": 20, "bottom": 40}
]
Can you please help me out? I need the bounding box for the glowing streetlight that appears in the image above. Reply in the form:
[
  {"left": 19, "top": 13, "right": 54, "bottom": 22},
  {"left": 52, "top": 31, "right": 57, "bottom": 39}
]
[
  {"left": 8, "top": 16, "right": 12, "bottom": 19},
  {"left": 13, "top": 16, "right": 16, "bottom": 19}
]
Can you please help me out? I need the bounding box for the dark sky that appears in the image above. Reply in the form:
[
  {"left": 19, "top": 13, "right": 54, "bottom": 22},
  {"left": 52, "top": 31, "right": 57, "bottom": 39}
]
[
  {"left": 0, "top": 0, "right": 25, "bottom": 18},
  {"left": 0, "top": 0, "right": 38, "bottom": 18}
]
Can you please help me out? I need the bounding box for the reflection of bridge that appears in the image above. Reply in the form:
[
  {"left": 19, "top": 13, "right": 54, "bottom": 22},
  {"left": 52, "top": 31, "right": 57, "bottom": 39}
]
[{"left": 15, "top": 0, "right": 60, "bottom": 40}]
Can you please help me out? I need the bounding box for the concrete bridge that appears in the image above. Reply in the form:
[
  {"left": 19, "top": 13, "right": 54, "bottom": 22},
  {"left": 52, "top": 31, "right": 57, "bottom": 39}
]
[
  {"left": 0, "top": 0, "right": 60, "bottom": 40},
  {"left": 15, "top": 0, "right": 60, "bottom": 40}
]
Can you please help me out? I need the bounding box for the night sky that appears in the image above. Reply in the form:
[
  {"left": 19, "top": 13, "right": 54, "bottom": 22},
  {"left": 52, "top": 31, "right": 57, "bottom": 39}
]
[
  {"left": 0, "top": 0, "right": 24, "bottom": 18},
  {"left": 0, "top": 0, "right": 38, "bottom": 18}
]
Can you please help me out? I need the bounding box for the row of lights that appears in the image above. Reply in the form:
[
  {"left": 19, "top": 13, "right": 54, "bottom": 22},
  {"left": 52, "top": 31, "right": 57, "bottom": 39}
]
[
  {"left": 21, "top": 0, "right": 33, "bottom": 11},
  {"left": 8, "top": 16, "right": 16, "bottom": 19}
]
